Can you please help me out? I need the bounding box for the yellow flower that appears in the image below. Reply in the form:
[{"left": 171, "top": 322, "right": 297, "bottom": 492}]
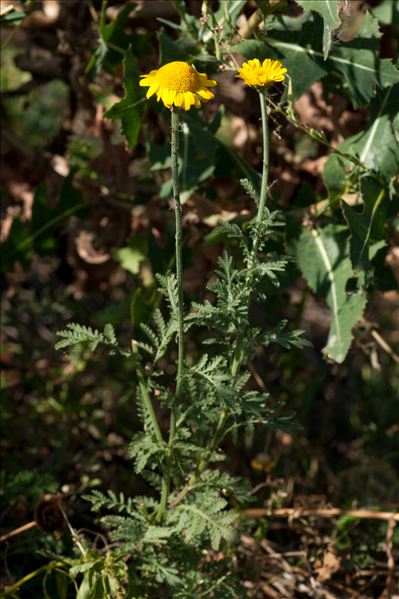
[
  {"left": 139, "top": 61, "right": 217, "bottom": 110},
  {"left": 236, "top": 58, "right": 287, "bottom": 88}
]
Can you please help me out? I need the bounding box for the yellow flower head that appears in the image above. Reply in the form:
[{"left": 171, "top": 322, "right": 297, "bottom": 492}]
[
  {"left": 236, "top": 58, "right": 287, "bottom": 88},
  {"left": 139, "top": 61, "right": 217, "bottom": 110}
]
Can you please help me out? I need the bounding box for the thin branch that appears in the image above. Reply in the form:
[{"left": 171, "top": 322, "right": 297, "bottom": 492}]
[
  {"left": 244, "top": 507, "right": 399, "bottom": 522},
  {"left": 0, "top": 520, "right": 37, "bottom": 543},
  {"left": 371, "top": 329, "right": 399, "bottom": 365}
]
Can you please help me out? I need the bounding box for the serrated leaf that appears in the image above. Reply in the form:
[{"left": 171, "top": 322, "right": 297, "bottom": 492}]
[
  {"left": 235, "top": 12, "right": 399, "bottom": 102},
  {"left": 104, "top": 47, "right": 145, "bottom": 149},
  {"left": 323, "top": 153, "right": 347, "bottom": 200},
  {"left": 289, "top": 224, "right": 367, "bottom": 362},
  {"left": 325, "top": 84, "right": 399, "bottom": 184},
  {"left": 86, "top": 2, "right": 136, "bottom": 77},
  {"left": 341, "top": 177, "right": 387, "bottom": 273},
  {"left": 295, "top": 0, "right": 341, "bottom": 59},
  {"left": 233, "top": 19, "right": 329, "bottom": 100},
  {"left": 328, "top": 12, "right": 399, "bottom": 106}
]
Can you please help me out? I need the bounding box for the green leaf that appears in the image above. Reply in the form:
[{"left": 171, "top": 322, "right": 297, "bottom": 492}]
[
  {"left": 327, "top": 12, "right": 399, "bottom": 106},
  {"left": 295, "top": 0, "right": 341, "bottom": 59},
  {"left": 55, "top": 323, "right": 121, "bottom": 353},
  {"left": 149, "top": 110, "right": 223, "bottom": 200},
  {"left": 115, "top": 235, "right": 146, "bottom": 275},
  {"left": 323, "top": 153, "right": 346, "bottom": 200},
  {"left": 158, "top": 30, "right": 198, "bottom": 64},
  {"left": 55, "top": 570, "right": 69, "bottom": 599},
  {"left": 169, "top": 492, "right": 237, "bottom": 550},
  {"left": 341, "top": 177, "right": 387, "bottom": 273},
  {"left": 180, "top": 112, "right": 219, "bottom": 197},
  {"left": 86, "top": 2, "right": 136, "bottom": 77},
  {"left": 233, "top": 18, "right": 329, "bottom": 100},
  {"left": 335, "top": 85, "right": 399, "bottom": 182},
  {"left": 1, "top": 174, "right": 86, "bottom": 269},
  {"left": 76, "top": 569, "right": 101, "bottom": 599},
  {"left": 211, "top": 0, "right": 247, "bottom": 37},
  {"left": 239, "top": 12, "right": 399, "bottom": 102},
  {"left": 372, "top": 0, "right": 399, "bottom": 37},
  {"left": 288, "top": 224, "right": 367, "bottom": 362},
  {"left": 104, "top": 47, "right": 146, "bottom": 149},
  {"left": 0, "top": 9, "right": 27, "bottom": 23},
  {"left": 130, "top": 287, "right": 156, "bottom": 332}
]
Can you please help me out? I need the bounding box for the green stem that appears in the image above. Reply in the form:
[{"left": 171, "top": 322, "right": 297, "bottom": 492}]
[
  {"left": 158, "top": 107, "right": 185, "bottom": 521},
  {"left": 2, "top": 562, "right": 65, "bottom": 595},
  {"left": 131, "top": 341, "right": 163, "bottom": 446},
  {"left": 171, "top": 94, "right": 271, "bottom": 509},
  {"left": 171, "top": 352, "right": 239, "bottom": 508},
  {"left": 203, "top": 92, "right": 269, "bottom": 472},
  {"left": 250, "top": 90, "right": 270, "bottom": 265},
  {"left": 172, "top": 109, "right": 185, "bottom": 398}
]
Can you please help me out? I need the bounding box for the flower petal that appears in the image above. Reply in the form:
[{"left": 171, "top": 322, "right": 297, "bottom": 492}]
[
  {"left": 146, "top": 83, "right": 158, "bottom": 99},
  {"left": 139, "top": 77, "right": 152, "bottom": 87},
  {"left": 197, "top": 88, "right": 214, "bottom": 100},
  {"left": 198, "top": 73, "right": 217, "bottom": 88},
  {"left": 173, "top": 92, "right": 184, "bottom": 108}
]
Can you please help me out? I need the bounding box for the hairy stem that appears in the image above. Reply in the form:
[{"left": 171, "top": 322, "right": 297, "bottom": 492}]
[
  {"left": 202, "top": 92, "right": 270, "bottom": 471},
  {"left": 171, "top": 92, "right": 271, "bottom": 509},
  {"left": 250, "top": 90, "right": 270, "bottom": 265},
  {"left": 158, "top": 107, "right": 184, "bottom": 521}
]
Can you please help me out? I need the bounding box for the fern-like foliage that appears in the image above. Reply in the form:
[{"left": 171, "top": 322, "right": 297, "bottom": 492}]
[
  {"left": 156, "top": 273, "right": 180, "bottom": 320},
  {"left": 85, "top": 489, "right": 141, "bottom": 517},
  {"left": 240, "top": 177, "right": 259, "bottom": 206},
  {"left": 57, "top": 128, "right": 311, "bottom": 598},
  {"left": 167, "top": 491, "right": 237, "bottom": 550},
  {"left": 129, "top": 432, "right": 166, "bottom": 474},
  {"left": 55, "top": 323, "right": 129, "bottom": 356},
  {"left": 261, "top": 319, "right": 311, "bottom": 349},
  {"left": 139, "top": 307, "right": 178, "bottom": 363}
]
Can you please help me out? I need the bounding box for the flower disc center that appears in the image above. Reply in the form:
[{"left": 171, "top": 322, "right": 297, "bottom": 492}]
[{"left": 156, "top": 61, "right": 199, "bottom": 92}]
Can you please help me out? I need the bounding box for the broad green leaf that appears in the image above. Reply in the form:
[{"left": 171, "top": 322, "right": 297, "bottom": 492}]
[
  {"left": 115, "top": 235, "right": 146, "bottom": 274},
  {"left": 55, "top": 570, "right": 69, "bottom": 599},
  {"left": 256, "top": 0, "right": 287, "bottom": 16},
  {"left": 86, "top": 2, "right": 137, "bottom": 77},
  {"left": 341, "top": 177, "right": 387, "bottom": 273},
  {"left": 149, "top": 108, "right": 260, "bottom": 201},
  {"left": 104, "top": 47, "right": 146, "bottom": 149},
  {"left": 130, "top": 288, "right": 155, "bottom": 332},
  {"left": 76, "top": 571, "right": 94, "bottom": 599},
  {"left": 180, "top": 112, "right": 219, "bottom": 197},
  {"left": 148, "top": 106, "right": 259, "bottom": 202},
  {"left": 288, "top": 224, "right": 367, "bottom": 362},
  {"left": 323, "top": 153, "right": 346, "bottom": 201},
  {"left": 158, "top": 30, "right": 198, "bottom": 64},
  {"left": 241, "top": 12, "right": 399, "bottom": 102},
  {"left": 233, "top": 18, "right": 328, "bottom": 100},
  {"left": 328, "top": 12, "right": 399, "bottom": 106},
  {"left": 324, "top": 84, "right": 399, "bottom": 185},
  {"left": 295, "top": 0, "right": 341, "bottom": 59},
  {"left": 372, "top": 0, "right": 399, "bottom": 37},
  {"left": 0, "top": 8, "right": 27, "bottom": 23},
  {"left": 1, "top": 174, "right": 86, "bottom": 269},
  {"left": 211, "top": 0, "right": 247, "bottom": 37}
]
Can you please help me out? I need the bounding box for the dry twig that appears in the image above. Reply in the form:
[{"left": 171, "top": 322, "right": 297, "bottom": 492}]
[{"left": 245, "top": 507, "right": 399, "bottom": 522}]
